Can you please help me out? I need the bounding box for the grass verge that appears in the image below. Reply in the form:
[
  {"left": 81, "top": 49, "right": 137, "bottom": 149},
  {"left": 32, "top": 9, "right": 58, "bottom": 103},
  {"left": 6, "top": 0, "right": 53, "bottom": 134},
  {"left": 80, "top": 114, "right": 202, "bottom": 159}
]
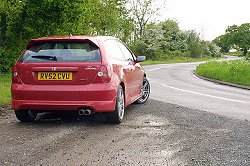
[
  {"left": 196, "top": 60, "right": 250, "bottom": 86},
  {"left": 141, "top": 56, "right": 216, "bottom": 65},
  {"left": 0, "top": 73, "right": 11, "bottom": 105}
]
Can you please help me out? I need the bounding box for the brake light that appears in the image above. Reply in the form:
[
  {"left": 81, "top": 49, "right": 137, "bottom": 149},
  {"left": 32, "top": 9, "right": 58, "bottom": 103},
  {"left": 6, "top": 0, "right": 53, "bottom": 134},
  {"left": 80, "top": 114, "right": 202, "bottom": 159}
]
[
  {"left": 12, "top": 66, "right": 21, "bottom": 83},
  {"left": 92, "top": 65, "right": 112, "bottom": 83}
]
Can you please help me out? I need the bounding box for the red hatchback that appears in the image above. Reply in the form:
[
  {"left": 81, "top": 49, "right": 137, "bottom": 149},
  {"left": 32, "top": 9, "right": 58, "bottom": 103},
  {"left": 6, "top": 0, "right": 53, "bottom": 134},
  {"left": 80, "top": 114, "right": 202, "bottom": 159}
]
[{"left": 11, "top": 36, "right": 150, "bottom": 123}]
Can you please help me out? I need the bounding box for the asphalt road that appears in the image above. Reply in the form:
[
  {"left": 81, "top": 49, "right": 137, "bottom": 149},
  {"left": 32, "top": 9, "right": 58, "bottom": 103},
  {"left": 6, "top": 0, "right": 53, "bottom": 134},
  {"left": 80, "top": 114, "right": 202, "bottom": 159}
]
[
  {"left": 144, "top": 60, "right": 250, "bottom": 120},
  {"left": 0, "top": 60, "right": 250, "bottom": 166}
]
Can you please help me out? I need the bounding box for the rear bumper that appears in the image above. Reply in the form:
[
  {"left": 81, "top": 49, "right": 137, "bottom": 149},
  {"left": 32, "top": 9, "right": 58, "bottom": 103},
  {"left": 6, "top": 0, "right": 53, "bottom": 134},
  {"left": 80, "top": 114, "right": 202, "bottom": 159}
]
[
  {"left": 12, "top": 100, "right": 116, "bottom": 112},
  {"left": 12, "top": 83, "right": 117, "bottom": 112}
]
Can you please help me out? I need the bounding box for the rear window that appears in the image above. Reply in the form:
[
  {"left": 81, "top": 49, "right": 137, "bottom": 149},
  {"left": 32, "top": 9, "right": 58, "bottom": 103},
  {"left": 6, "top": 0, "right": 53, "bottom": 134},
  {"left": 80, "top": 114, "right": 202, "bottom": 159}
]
[{"left": 18, "top": 41, "right": 101, "bottom": 62}]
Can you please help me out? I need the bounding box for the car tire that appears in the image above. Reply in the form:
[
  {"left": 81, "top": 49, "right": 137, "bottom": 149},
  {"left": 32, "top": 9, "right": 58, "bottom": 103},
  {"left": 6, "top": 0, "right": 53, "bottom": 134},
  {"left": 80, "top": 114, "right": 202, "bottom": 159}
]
[
  {"left": 136, "top": 77, "right": 150, "bottom": 104},
  {"left": 106, "top": 85, "right": 125, "bottom": 124},
  {"left": 15, "top": 110, "right": 38, "bottom": 122}
]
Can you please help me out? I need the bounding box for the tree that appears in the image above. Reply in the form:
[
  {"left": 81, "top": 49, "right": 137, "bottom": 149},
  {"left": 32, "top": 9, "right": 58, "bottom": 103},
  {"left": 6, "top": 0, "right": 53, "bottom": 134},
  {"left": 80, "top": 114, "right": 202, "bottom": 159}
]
[
  {"left": 0, "top": 0, "right": 7, "bottom": 45},
  {"left": 17, "top": 0, "right": 83, "bottom": 38},
  {"left": 129, "top": 0, "right": 162, "bottom": 39},
  {"left": 0, "top": 0, "right": 24, "bottom": 44},
  {"left": 208, "top": 42, "right": 221, "bottom": 57},
  {"left": 132, "top": 23, "right": 164, "bottom": 59},
  {"left": 160, "top": 19, "right": 188, "bottom": 51},
  {"left": 186, "top": 30, "right": 203, "bottom": 57},
  {"left": 224, "top": 23, "right": 250, "bottom": 56},
  {"left": 0, "top": 0, "right": 135, "bottom": 73},
  {"left": 213, "top": 35, "right": 230, "bottom": 53},
  {"left": 80, "top": 0, "right": 133, "bottom": 41}
]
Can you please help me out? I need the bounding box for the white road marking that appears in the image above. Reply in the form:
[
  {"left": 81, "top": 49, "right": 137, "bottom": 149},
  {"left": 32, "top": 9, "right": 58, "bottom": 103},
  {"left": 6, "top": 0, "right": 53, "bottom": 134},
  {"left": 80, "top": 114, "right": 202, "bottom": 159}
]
[
  {"left": 148, "top": 67, "right": 163, "bottom": 72},
  {"left": 158, "top": 83, "right": 249, "bottom": 104},
  {"left": 148, "top": 65, "right": 174, "bottom": 72},
  {"left": 147, "top": 62, "right": 201, "bottom": 72}
]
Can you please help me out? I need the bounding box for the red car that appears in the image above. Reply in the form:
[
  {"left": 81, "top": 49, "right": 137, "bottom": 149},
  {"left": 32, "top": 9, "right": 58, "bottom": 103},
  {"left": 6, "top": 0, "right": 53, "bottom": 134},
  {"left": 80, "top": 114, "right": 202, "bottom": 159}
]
[{"left": 11, "top": 36, "right": 150, "bottom": 123}]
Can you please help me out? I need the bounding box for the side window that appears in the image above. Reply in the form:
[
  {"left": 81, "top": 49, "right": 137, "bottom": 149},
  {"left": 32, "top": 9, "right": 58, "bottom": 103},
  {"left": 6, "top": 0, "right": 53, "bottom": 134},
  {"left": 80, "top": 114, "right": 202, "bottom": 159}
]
[
  {"left": 104, "top": 40, "right": 125, "bottom": 61},
  {"left": 117, "top": 41, "right": 135, "bottom": 61}
]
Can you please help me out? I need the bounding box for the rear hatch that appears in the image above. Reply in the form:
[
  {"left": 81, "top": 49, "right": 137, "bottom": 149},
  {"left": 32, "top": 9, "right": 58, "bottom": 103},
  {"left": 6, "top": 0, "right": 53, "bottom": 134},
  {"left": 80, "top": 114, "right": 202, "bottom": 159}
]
[{"left": 16, "top": 39, "right": 102, "bottom": 85}]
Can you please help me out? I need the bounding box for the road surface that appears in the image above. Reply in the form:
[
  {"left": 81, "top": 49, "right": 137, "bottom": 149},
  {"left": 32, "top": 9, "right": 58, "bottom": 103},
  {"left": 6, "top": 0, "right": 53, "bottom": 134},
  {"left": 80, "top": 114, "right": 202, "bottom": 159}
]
[
  {"left": 145, "top": 62, "right": 250, "bottom": 120},
  {"left": 0, "top": 60, "right": 250, "bottom": 166}
]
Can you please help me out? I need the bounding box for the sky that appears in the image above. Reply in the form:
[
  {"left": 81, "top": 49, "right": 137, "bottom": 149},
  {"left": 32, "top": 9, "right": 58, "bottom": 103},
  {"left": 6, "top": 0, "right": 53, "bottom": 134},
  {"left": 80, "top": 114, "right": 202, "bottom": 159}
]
[{"left": 158, "top": 0, "right": 250, "bottom": 41}]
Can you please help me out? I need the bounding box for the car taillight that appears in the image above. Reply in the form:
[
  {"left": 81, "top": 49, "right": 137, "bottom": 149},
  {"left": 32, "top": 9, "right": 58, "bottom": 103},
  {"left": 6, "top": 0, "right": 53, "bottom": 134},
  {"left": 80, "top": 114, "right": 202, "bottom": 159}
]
[
  {"left": 92, "top": 65, "right": 112, "bottom": 83},
  {"left": 12, "top": 66, "right": 21, "bottom": 83}
]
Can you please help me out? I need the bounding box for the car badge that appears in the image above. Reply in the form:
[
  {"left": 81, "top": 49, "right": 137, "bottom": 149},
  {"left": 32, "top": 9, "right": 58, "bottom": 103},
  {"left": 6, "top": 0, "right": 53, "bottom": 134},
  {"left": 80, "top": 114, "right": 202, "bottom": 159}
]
[{"left": 51, "top": 67, "right": 57, "bottom": 71}]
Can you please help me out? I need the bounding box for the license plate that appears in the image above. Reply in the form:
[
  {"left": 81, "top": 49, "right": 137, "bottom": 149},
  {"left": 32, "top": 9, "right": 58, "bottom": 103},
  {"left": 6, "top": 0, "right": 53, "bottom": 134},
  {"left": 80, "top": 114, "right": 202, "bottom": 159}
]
[{"left": 38, "top": 72, "right": 72, "bottom": 80}]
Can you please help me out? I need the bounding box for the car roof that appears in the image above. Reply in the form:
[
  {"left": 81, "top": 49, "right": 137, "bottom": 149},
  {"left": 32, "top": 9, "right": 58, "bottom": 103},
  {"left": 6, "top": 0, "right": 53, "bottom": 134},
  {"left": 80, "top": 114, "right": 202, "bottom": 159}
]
[
  {"left": 26, "top": 35, "right": 118, "bottom": 49},
  {"left": 34, "top": 35, "right": 117, "bottom": 40}
]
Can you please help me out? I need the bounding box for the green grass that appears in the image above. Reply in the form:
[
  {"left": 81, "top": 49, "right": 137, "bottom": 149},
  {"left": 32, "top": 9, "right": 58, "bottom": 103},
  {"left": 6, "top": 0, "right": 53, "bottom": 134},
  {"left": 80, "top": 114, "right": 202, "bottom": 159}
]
[
  {"left": 0, "top": 73, "right": 11, "bottom": 105},
  {"left": 141, "top": 56, "right": 216, "bottom": 65},
  {"left": 196, "top": 60, "right": 250, "bottom": 86}
]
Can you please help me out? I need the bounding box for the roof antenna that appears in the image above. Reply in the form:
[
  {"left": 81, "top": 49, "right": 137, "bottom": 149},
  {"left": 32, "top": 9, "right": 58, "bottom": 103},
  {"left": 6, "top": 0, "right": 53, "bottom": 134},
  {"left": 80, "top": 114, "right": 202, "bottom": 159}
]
[{"left": 69, "top": 33, "right": 73, "bottom": 37}]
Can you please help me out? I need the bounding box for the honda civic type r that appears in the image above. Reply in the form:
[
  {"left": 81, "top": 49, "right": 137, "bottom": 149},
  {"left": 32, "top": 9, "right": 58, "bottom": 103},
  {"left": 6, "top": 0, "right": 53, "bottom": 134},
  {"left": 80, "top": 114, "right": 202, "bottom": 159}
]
[{"left": 11, "top": 36, "right": 150, "bottom": 123}]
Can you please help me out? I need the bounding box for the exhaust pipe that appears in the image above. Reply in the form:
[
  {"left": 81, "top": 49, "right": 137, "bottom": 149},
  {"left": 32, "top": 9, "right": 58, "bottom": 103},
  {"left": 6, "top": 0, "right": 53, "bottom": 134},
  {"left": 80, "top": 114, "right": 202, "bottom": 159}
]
[
  {"left": 78, "top": 108, "right": 93, "bottom": 116},
  {"left": 78, "top": 109, "right": 85, "bottom": 116},
  {"left": 84, "top": 109, "right": 92, "bottom": 116}
]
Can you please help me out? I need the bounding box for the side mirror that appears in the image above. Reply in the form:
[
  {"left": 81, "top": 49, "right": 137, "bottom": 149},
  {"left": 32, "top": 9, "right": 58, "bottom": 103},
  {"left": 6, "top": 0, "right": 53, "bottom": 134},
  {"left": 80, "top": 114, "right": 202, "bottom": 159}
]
[{"left": 135, "top": 56, "right": 146, "bottom": 63}]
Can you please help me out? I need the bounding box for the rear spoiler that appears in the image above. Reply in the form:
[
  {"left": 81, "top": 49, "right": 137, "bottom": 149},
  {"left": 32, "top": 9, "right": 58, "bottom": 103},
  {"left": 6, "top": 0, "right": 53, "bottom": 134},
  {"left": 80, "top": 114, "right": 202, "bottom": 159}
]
[{"left": 26, "top": 38, "right": 100, "bottom": 49}]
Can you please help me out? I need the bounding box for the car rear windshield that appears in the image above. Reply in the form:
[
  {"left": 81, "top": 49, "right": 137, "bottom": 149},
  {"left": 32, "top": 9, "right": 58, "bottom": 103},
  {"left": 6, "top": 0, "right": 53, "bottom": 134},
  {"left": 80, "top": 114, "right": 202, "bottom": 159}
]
[{"left": 18, "top": 41, "right": 101, "bottom": 62}]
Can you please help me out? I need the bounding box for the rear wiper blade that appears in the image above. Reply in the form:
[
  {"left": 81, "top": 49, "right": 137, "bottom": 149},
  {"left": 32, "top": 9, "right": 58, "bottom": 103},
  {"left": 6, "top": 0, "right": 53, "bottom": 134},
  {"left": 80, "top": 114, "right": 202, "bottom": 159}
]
[{"left": 31, "top": 55, "right": 57, "bottom": 61}]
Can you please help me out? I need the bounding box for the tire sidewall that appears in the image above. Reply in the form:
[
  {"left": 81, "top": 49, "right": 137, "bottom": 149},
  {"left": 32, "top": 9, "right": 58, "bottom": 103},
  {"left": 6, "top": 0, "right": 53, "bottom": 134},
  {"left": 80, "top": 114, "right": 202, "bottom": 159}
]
[{"left": 115, "top": 85, "right": 125, "bottom": 122}]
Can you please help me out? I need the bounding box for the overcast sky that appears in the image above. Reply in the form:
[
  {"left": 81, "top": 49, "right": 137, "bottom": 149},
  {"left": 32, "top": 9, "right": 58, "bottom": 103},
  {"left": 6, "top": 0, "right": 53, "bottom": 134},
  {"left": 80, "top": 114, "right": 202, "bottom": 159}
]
[{"left": 158, "top": 0, "right": 250, "bottom": 41}]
